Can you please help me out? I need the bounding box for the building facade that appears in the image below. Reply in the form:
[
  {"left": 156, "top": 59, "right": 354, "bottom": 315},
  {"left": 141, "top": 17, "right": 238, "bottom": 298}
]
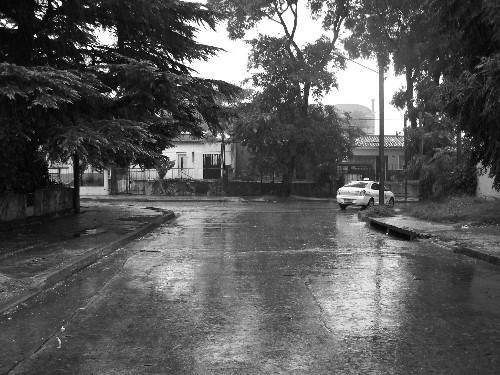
[
  {"left": 161, "top": 134, "right": 231, "bottom": 180},
  {"left": 338, "top": 135, "right": 405, "bottom": 183}
]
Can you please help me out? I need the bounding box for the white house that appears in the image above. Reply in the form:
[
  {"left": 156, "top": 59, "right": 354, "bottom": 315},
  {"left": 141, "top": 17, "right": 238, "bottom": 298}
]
[
  {"left": 161, "top": 133, "right": 231, "bottom": 180},
  {"left": 48, "top": 133, "right": 232, "bottom": 196}
]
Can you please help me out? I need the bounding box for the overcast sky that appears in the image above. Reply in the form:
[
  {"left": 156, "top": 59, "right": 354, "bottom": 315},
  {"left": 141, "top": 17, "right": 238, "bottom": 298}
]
[{"left": 192, "top": 9, "right": 407, "bottom": 136}]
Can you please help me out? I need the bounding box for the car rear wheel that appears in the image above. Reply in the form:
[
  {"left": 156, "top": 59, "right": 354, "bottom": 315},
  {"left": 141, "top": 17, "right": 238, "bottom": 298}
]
[
  {"left": 339, "top": 204, "right": 347, "bottom": 210},
  {"left": 387, "top": 197, "right": 395, "bottom": 207}
]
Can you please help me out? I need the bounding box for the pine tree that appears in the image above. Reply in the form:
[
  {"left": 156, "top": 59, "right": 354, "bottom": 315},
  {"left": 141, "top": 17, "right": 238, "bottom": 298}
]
[{"left": 0, "top": 0, "right": 240, "bottom": 195}]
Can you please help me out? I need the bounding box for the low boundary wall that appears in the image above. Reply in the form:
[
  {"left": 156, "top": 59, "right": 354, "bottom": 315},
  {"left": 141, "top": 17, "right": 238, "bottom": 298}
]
[
  {"left": 0, "top": 188, "right": 73, "bottom": 223},
  {"left": 227, "top": 181, "right": 333, "bottom": 197},
  {"left": 117, "top": 179, "right": 419, "bottom": 199},
  {"left": 143, "top": 179, "right": 223, "bottom": 196},
  {"left": 139, "top": 179, "right": 333, "bottom": 198}
]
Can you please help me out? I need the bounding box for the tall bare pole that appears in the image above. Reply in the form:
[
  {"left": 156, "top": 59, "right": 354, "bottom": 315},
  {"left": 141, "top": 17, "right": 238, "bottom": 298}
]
[
  {"left": 404, "top": 113, "right": 408, "bottom": 201},
  {"left": 378, "top": 60, "right": 385, "bottom": 206}
]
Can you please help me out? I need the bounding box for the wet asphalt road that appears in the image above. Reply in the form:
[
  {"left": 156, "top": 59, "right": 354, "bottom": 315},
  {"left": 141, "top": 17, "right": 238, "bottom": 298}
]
[{"left": 5, "top": 201, "right": 500, "bottom": 374}]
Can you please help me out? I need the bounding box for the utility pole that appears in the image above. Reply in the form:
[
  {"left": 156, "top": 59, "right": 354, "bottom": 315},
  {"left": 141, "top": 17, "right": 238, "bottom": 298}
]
[
  {"left": 404, "top": 113, "right": 408, "bottom": 201},
  {"left": 378, "top": 60, "right": 385, "bottom": 206},
  {"left": 331, "top": 50, "right": 386, "bottom": 204}
]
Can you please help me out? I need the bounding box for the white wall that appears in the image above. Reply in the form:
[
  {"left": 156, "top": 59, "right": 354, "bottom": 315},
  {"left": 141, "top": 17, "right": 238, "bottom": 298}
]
[{"left": 477, "top": 166, "right": 500, "bottom": 199}]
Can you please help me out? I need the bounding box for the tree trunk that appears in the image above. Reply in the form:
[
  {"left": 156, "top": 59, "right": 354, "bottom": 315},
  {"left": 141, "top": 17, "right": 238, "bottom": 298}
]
[
  {"left": 456, "top": 128, "right": 462, "bottom": 164},
  {"left": 281, "top": 158, "right": 295, "bottom": 197},
  {"left": 73, "top": 153, "right": 81, "bottom": 214},
  {"left": 302, "top": 82, "right": 310, "bottom": 116},
  {"left": 13, "top": 2, "right": 36, "bottom": 65}
]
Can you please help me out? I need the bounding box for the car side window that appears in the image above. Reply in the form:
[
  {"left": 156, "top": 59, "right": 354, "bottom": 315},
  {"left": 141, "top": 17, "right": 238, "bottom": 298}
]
[
  {"left": 345, "top": 182, "right": 368, "bottom": 188},
  {"left": 371, "top": 183, "right": 379, "bottom": 190}
]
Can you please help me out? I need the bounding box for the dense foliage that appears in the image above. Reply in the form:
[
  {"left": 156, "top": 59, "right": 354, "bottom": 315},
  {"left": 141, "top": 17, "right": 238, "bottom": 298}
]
[
  {"left": 234, "top": 98, "right": 360, "bottom": 192},
  {"left": 342, "top": 0, "right": 500, "bottom": 194},
  {"left": 209, "top": 0, "right": 357, "bottom": 195},
  {"left": 430, "top": 0, "right": 500, "bottom": 190},
  {"left": 342, "top": 0, "right": 433, "bottom": 129},
  {"left": 0, "top": 0, "right": 240, "bottom": 194}
]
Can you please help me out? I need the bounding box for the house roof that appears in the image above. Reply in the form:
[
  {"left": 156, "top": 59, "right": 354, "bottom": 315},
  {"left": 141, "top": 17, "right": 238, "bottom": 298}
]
[
  {"left": 355, "top": 135, "right": 404, "bottom": 148},
  {"left": 174, "top": 134, "right": 204, "bottom": 143},
  {"left": 173, "top": 133, "right": 230, "bottom": 143}
]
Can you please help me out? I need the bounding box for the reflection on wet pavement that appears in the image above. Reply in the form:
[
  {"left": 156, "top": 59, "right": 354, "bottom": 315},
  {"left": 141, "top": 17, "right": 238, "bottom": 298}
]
[{"left": 9, "top": 201, "right": 500, "bottom": 374}]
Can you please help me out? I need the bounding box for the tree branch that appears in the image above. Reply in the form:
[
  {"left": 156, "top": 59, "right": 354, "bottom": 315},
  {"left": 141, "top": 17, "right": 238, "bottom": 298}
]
[
  {"left": 271, "top": 0, "right": 304, "bottom": 63},
  {"left": 290, "top": 2, "right": 298, "bottom": 40}
]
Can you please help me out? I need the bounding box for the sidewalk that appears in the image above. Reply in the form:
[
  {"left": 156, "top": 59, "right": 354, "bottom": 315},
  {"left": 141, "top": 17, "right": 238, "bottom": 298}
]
[
  {"left": 0, "top": 200, "right": 174, "bottom": 315},
  {"left": 369, "top": 215, "right": 500, "bottom": 266}
]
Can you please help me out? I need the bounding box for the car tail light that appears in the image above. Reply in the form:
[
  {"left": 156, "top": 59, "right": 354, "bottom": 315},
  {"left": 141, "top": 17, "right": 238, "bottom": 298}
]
[{"left": 359, "top": 190, "right": 365, "bottom": 196}]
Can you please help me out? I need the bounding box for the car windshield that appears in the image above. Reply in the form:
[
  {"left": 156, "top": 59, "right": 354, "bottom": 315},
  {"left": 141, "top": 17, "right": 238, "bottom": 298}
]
[{"left": 344, "top": 181, "right": 368, "bottom": 188}]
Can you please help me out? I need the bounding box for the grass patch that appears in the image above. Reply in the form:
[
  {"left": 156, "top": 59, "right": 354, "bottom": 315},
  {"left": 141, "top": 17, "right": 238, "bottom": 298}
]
[
  {"left": 358, "top": 205, "right": 397, "bottom": 221},
  {"left": 400, "top": 196, "right": 500, "bottom": 225}
]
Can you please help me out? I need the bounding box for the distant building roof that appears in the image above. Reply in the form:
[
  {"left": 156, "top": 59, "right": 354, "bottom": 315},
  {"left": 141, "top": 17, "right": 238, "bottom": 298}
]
[
  {"left": 335, "top": 104, "right": 375, "bottom": 135},
  {"left": 355, "top": 135, "right": 404, "bottom": 148},
  {"left": 335, "top": 104, "right": 373, "bottom": 116}
]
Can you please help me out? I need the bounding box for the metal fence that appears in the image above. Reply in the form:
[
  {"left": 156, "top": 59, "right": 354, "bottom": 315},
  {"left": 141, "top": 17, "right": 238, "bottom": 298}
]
[
  {"left": 128, "top": 168, "right": 206, "bottom": 181},
  {"left": 48, "top": 167, "right": 105, "bottom": 187},
  {"left": 48, "top": 166, "right": 225, "bottom": 196},
  {"left": 48, "top": 167, "right": 73, "bottom": 186}
]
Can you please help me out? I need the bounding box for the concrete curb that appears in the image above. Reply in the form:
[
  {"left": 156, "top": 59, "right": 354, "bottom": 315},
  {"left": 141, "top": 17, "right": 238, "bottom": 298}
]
[
  {"left": 368, "top": 217, "right": 500, "bottom": 267},
  {"left": 368, "top": 218, "right": 419, "bottom": 240},
  {"left": 452, "top": 246, "right": 500, "bottom": 267},
  {"left": 1, "top": 211, "right": 175, "bottom": 315}
]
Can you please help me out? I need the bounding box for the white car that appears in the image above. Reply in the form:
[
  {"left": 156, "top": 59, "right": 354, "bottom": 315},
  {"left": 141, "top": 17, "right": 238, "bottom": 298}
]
[{"left": 336, "top": 180, "right": 395, "bottom": 210}]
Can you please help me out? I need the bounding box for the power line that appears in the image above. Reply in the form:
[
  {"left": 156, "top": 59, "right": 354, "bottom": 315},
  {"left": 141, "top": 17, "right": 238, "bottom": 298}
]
[{"left": 331, "top": 51, "right": 379, "bottom": 74}]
